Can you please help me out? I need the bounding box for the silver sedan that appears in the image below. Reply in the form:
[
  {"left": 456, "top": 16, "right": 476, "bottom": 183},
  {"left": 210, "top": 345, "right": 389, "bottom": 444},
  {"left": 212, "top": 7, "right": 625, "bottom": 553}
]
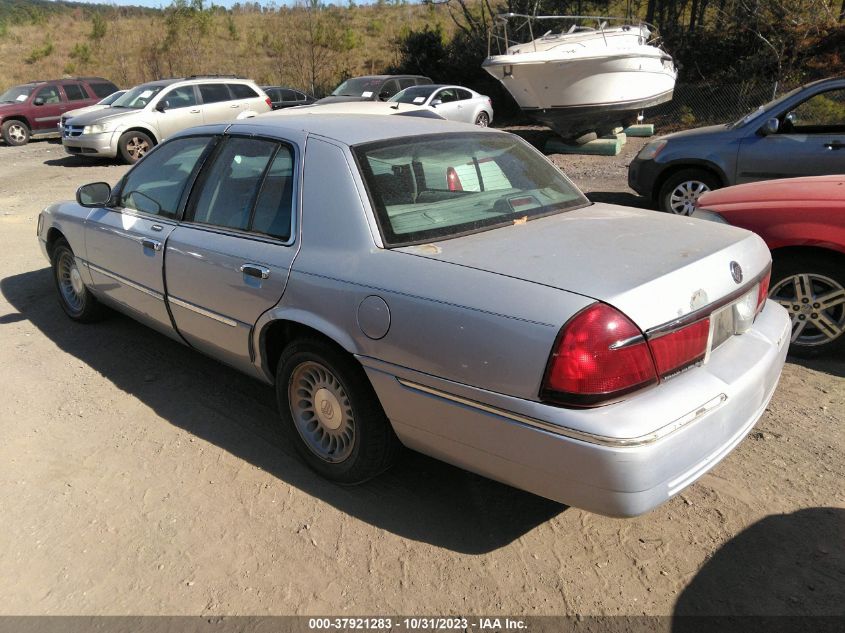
[
  {"left": 388, "top": 84, "right": 494, "bottom": 126},
  {"left": 37, "top": 114, "right": 790, "bottom": 517}
]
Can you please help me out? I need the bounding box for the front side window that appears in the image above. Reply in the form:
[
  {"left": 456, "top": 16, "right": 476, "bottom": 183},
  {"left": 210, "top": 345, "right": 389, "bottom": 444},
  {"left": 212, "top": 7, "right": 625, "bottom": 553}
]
[
  {"left": 435, "top": 89, "right": 458, "bottom": 104},
  {"left": 783, "top": 88, "right": 845, "bottom": 132},
  {"left": 161, "top": 86, "right": 197, "bottom": 109},
  {"left": 35, "top": 86, "right": 61, "bottom": 104},
  {"left": 63, "top": 84, "right": 87, "bottom": 101},
  {"left": 199, "top": 83, "right": 231, "bottom": 104},
  {"left": 354, "top": 133, "right": 589, "bottom": 246},
  {"left": 189, "top": 137, "right": 294, "bottom": 240},
  {"left": 119, "top": 136, "right": 213, "bottom": 218}
]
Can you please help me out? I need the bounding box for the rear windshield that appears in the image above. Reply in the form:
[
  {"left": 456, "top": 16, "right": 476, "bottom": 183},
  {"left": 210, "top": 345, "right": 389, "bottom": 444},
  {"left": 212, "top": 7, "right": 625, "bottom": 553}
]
[
  {"left": 0, "top": 85, "right": 35, "bottom": 103},
  {"left": 331, "top": 78, "right": 384, "bottom": 97},
  {"left": 354, "top": 132, "right": 589, "bottom": 247},
  {"left": 112, "top": 84, "right": 165, "bottom": 109}
]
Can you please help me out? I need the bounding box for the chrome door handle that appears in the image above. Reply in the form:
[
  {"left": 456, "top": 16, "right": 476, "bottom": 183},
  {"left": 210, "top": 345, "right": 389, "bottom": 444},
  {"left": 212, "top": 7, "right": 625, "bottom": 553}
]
[
  {"left": 230, "top": 104, "right": 240, "bottom": 108},
  {"left": 240, "top": 264, "right": 270, "bottom": 279},
  {"left": 190, "top": 109, "right": 201, "bottom": 114},
  {"left": 151, "top": 224, "right": 163, "bottom": 232},
  {"left": 141, "top": 238, "right": 162, "bottom": 251}
]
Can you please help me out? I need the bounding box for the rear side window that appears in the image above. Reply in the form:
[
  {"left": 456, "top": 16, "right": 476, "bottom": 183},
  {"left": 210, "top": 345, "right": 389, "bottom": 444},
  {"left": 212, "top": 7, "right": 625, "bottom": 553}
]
[
  {"left": 457, "top": 89, "right": 473, "bottom": 100},
  {"left": 90, "top": 82, "right": 119, "bottom": 98},
  {"left": 63, "top": 84, "right": 87, "bottom": 101},
  {"left": 295, "top": 91, "right": 309, "bottom": 101},
  {"left": 189, "top": 137, "right": 294, "bottom": 240},
  {"left": 199, "top": 83, "right": 231, "bottom": 104},
  {"left": 280, "top": 89, "right": 296, "bottom": 102},
  {"left": 119, "top": 136, "right": 213, "bottom": 218},
  {"left": 354, "top": 133, "right": 589, "bottom": 246},
  {"left": 229, "top": 83, "right": 259, "bottom": 99}
]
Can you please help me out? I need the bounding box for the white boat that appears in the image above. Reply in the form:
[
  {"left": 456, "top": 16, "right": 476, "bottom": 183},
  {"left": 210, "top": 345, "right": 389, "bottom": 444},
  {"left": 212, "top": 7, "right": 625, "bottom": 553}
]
[{"left": 482, "top": 14, "right": 677, "bottom": 140}]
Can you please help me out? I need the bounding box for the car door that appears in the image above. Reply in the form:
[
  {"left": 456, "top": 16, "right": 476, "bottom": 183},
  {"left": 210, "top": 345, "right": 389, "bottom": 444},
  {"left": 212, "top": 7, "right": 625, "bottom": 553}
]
[
  {"left": 155, "top": 85, "right": 202, "bottom": 140},
  {"left": 31, "top": 84, "right": 67, "bottom": 132},
  {"left": 736, "top": 86, "right": 845, "bottom": 183},
  {"left": 84, "top": 135, "right": 215, "bottom": 339},
  {"left": 199, "top": 83, "right": 240, "bottom": 123},
  {"left": 164, "top": 135, "right": 299, "bottom": 374},
  {"left": 431, "top": 88, "right": 462, "bottom": 121}
]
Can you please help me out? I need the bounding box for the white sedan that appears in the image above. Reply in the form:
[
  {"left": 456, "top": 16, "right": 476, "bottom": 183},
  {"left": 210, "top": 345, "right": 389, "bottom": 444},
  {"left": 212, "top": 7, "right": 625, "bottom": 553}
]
[{"left": 388, "top": 84, "right": 494, "bottom": 126}]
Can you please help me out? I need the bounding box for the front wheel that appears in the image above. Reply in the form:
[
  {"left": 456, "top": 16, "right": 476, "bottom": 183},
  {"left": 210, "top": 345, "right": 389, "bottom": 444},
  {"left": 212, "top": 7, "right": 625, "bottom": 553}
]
[
  {"left": 658, "top": 169, "right": 720, "bottom": 215},
  {"left": 276, "top": 339, "right": 400, "bottom": 484},
  {"left": 770, "top": 253, "right": 845, "bottom": 357},
  {"left": 475, "top": 111, "right": 490, "bottom": 127},
  {"left": 118, "top": 130, "right": 153, "bottom": 164},
  {"left": 51, "top": 239, "right": 105, "bottom": 322},
  {"left": 2, "top": 119, "right": 30, "bottom": 146}
]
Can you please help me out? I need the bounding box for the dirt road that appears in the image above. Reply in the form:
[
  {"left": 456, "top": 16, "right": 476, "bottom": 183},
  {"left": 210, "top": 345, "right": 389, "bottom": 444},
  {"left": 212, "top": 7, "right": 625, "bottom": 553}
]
[{"left": 1, "top": 137, "right": 842, "bottom": 617}]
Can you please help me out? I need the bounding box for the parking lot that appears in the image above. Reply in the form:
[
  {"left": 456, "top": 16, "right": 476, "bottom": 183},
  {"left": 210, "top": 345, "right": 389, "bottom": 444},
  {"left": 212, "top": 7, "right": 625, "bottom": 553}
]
[{"left": 0, "top": 136, "right": 842, "bottom": 617}]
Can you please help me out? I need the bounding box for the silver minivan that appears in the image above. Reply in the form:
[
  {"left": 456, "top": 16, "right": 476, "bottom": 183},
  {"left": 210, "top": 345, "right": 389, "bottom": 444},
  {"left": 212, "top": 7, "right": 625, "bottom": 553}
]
[{"left": 62, "top": 76, "right": 271, "bottom": 163}]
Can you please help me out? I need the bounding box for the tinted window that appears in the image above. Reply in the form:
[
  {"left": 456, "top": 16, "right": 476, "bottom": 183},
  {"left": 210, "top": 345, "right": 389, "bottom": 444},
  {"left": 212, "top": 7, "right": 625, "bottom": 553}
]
[
  {"left": 457, "top": 89, "right": 473, "bottom": 100},
  {"left": 35, "top": 86, "right": 61, "bottom": 104},
  {"left": 190, "top": 138, "right": 277, "bottom": 230},
  {"left": 199, "top": 83, "right": 231, "bottom": 104},
  {"left": 280, "top": 89, "right": 297, "bottom": 101},
  {"left": 379, "top": 80, "right": 400, "bottom": 99},
  {"left": 229, "top": 83, "right": 259, "bottom": 99},
  {"left": 436, "top": 89, "right": 459, "bottom": 103},
  {"left": 120, "top": 136, "right": 213, "bottom": 218},
  {"left": 355, "top": 133, "right": 589, "bottom": 246},
  {"left": 415, "top": 77, "right": 433, "bottom": 85},
  {"left": 63, "top": 84, "right": 87, "bottom": 101},
  {"left": 90, "top": 82, "right": 119, "bottom": 98},
  {"left": 162, "top": 85, "right": 197, "bottom": 109},
  {"left": 294, "top": 91, "right": 308, "bottom": 101},
  {"left": 251, "top": 147, "right": 295, "bottom": 240},
  {"left": 398, "top": 78, "right": 416, "bottom": 90}
]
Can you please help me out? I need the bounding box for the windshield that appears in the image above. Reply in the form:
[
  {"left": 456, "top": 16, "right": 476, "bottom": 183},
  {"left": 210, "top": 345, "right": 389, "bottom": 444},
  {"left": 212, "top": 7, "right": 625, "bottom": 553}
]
[
  {"left": 111, "top": 85, "right": 165, "bottom": 109},
  {"left": 331, "top": 78, "right": 384, "bottom": 97},
  {"left": 97, "top": 90, "right": 126, "bottom": 106},
  {"left": 0, "top": 85, "right": 35, "bottom": 103},
  {"left": 728, "top": 85, "right": 805, "bottom": 128},
  {"left": 388, "top": 86, "right": 437, "bottom": 104},
  {"left": 354, "top": 132, "right": 590, "bottom": 247}
]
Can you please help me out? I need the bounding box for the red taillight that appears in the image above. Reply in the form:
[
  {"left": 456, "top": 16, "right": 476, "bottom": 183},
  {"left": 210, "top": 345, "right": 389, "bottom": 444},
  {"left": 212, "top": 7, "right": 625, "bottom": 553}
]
[
  {"left": 757, "top": 270, "right": 771, "bottom": 314},
  {"left": 265, "top": 97, "right": 273, "bottom": 108},
  {"left": 446, "top": 166, "right": 463, "bottom": 191},
  {"left": 542, "top": 303, "right": 658, "bottom": 406},
  {"left": 648, "top": 318, "right": 710, "bottom": 377}
]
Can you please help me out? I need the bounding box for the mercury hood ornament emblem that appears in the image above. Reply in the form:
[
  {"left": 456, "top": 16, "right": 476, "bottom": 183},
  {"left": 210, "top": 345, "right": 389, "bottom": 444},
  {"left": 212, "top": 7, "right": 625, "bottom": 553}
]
[{"left": 730, "top": 261, "right": 743, "bottom": 284}]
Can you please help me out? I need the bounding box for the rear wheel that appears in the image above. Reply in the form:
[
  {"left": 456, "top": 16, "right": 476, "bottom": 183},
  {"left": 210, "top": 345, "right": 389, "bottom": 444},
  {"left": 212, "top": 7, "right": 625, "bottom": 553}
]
[
  {"left": 51, "top": 239, "right": 105, "bottom": 322},
  {"left": 276, "top": 338, "right": 400, "bottom": 484},
  {"left": 658, "top": 169, "right": 720, "bottom": 215},
  {"left": 475, "top": 111, "right": 490, "bottom": 127},
  {"left": 118, "top": 130, "right": 153, "bottom": 164},
  {"left": 2, "top": 119, "right": 30, "bottom": 146},
  {"left": 770, "top": 253, "right": 845, "bottom": 357}
]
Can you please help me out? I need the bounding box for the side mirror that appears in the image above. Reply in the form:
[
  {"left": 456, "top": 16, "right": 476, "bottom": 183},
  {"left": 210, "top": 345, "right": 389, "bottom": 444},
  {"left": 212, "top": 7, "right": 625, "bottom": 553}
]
[
  {"left": 760, "top": 118, "right": 779, "bottom": 136},
  {"left": 76, "top": 182, "right": 112, "bottom": 208},
  {"left": 431, "top": 99, "right": 442, "bottom": 107},
  {"left": 155, "top": 100, "right": 168, "bottom": 113},
  {"left": 33, "top": 97, "right": 45, "bottom": 106}
]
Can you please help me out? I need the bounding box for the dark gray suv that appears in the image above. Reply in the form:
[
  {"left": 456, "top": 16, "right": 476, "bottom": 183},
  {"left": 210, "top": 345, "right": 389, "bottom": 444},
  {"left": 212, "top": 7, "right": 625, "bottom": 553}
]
[{"left": 629, "top": 76, "right": 845, "bottom": 214}]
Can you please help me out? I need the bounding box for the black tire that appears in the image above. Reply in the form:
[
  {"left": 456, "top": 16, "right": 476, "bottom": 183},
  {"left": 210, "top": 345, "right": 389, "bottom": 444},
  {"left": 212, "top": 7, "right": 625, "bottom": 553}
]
[
  {"left": 2, "top": 119, "right": 30, "bottom": 146},
  {"left": 658, "top": 168, "right": 721, "bottom": 215},
  {"left": 50, "top": 238, "right": 106, "bottom": 322},
  {"left": 118, "top": 130, "right": 153, "bottom": 164},
  {"left": 770, "top": 252, "right": 845, "bottom": 358},
  {"left": 276, "top": 338, "right": 400, "bottom": 484},
  {"left": 475, "top": 111, "right": 490, "bottom": 127}
]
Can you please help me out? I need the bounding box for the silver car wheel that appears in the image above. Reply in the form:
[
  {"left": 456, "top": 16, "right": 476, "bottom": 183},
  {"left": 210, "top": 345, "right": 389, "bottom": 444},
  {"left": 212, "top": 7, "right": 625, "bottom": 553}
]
[
  {"left": 475, "top": 112, "right": 490, "bottom": 127},
  {"left": 7, "top": 123, "right": 27, "bottom": 144},
  {"left": 288, "top": 360, "right": 355, "bottom": 463},
  {"left": 125, "top": 136, "right": 150, "bottom": 161},
  {"left": 771, "top": 273, "right": 845, "bottom": 347},
  {"left": 57, "top": 250, "right": 85, "bottom": 314},
  {"left": 668, "top": 180, "right": 710, "bottom": 215}
]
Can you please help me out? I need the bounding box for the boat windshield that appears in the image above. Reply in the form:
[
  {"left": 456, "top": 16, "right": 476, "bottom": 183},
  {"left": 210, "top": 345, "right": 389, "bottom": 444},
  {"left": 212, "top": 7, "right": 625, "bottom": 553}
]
[
  {"left": 111, "top": 85, "right": 166, "bottom": 109},
  {"left": 388, "top": 86, "right": 437, "bottom": 104},
  {"left": 354, "top": 132, "right": 590, "bottom": 247},
  {"left": 727, "top": 85, "right": 805, "bottom": 128},
  {"left": 0, "top": 85, "right": 35, "bottom": 103},
  {"left": 331, "top": 78, "right": 384, "bottom": 98}
]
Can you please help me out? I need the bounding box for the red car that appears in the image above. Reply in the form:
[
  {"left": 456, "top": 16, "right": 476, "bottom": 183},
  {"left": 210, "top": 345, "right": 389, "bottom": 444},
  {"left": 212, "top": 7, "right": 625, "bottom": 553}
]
[{"left": 695, "top": 175, "right": 845, "bottom": 357}]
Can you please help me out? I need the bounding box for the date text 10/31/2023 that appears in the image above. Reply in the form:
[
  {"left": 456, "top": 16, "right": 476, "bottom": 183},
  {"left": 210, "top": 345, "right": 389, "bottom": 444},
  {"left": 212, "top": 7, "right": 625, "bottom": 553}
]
[{"left": 307, "top": 617, "right": 528, "bottom": 630}]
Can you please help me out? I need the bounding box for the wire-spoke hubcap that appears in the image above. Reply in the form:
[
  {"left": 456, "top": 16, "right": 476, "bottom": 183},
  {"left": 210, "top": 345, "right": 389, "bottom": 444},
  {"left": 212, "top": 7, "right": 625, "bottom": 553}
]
[
  {"left": 669, "top": 180, "right": 710, "bottom": 215},
  {"left": 57, "top": 251, "right": 85, "bottom": 313},
  {"left": 126, "top": 137, "right": 150, "bottom": 160},
  {"left": 771, "top": 273, "right": 845, "bottom": 347},
  {"left": 8, "top": 124, "right": 27, "bottom": 143},
  {"left": 288, "top": 361, "right": 355, "bottom": 463}
]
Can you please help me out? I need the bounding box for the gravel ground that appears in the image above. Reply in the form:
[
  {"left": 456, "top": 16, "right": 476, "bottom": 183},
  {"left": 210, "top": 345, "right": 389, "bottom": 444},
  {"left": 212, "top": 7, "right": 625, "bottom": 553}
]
[{"left": 0, "top": 135, "right": 842, "bottom": 618}]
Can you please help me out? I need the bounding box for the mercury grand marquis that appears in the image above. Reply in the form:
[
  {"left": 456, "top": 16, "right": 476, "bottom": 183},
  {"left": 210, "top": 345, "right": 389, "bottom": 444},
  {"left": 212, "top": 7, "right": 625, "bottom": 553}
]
[{"left": 37, "top": 114, "right": 791, "bottom": 517}]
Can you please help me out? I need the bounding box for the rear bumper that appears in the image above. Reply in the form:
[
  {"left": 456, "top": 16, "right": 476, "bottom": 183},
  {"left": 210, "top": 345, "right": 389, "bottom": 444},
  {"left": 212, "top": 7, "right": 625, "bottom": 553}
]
[
  {"left": 62, "top": 132, "right": 118, "bottom": 158},
  {"left": 362, "top": 302, "right": 791, "bottom": 517}
]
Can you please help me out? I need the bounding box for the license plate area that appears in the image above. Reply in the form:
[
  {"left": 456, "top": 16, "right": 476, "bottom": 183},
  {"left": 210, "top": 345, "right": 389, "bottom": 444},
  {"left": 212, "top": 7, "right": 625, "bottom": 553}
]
[{"left": 707, "top": 284, "right": 759, "bottom": 357}]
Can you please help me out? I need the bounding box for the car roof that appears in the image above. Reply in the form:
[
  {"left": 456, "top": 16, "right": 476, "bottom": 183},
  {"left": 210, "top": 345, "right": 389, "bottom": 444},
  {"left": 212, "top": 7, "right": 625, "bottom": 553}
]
[{"left": 206, "top": 113, "right": 499, "bottom": 146}]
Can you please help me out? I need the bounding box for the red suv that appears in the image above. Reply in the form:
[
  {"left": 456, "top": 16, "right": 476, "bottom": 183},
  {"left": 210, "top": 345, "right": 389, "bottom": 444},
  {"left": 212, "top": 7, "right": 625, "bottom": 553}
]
[{"left": 0, "top": 77, "right": 119, "bottom": 146}]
